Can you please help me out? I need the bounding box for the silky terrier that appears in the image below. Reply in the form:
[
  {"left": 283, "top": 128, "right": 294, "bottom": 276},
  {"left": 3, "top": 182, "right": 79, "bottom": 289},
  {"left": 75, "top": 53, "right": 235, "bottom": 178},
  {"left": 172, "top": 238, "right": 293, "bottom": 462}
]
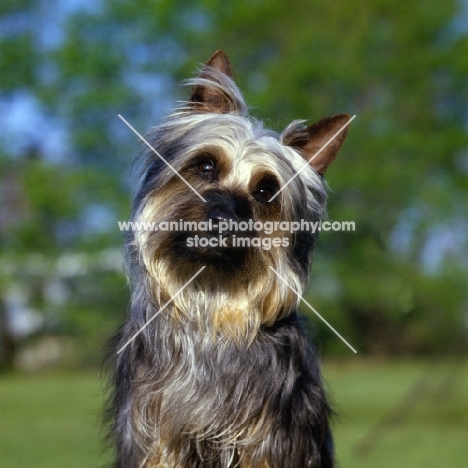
[{"left": 108, "top": 50, "right": 351, "bottom": 468}]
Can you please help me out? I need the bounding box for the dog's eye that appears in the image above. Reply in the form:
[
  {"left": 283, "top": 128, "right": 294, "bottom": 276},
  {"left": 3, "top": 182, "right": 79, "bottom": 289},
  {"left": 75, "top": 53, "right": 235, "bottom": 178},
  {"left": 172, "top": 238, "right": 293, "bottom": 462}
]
[
  {"left": 258, "top": 187, "right": 271, "bottom": 200},
  {"left": 198, "top": 161, "right": 214, "bottom": 175},
  {"left": 253, "top": 177, "right": 279, "bottom": 203},
  {"left": 255, "top": 185, "right": 274, "bottom": 202}
]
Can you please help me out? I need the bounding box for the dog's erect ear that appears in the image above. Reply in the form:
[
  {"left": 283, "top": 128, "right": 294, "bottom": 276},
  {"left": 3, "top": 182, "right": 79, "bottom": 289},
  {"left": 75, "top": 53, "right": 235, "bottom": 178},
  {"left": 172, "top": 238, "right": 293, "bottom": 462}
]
[
  {"left": 204, "top": 50, "right": 233, "bottom": 78},
  {"left": 190, "top": 50, "right": 242, "bottom": 113},
  {"left": 283, "top": 114, "right": 352, "bottom": 175}
]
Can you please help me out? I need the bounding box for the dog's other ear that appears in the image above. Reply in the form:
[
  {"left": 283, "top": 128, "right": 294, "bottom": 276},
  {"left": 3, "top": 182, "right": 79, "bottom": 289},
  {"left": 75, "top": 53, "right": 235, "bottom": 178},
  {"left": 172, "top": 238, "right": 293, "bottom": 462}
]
[
  {"left": 283, "top": 114, "right": 352, "bottom": 175},
  {"left": 190, "top": 50, "right": 244, "bottom": 114}
]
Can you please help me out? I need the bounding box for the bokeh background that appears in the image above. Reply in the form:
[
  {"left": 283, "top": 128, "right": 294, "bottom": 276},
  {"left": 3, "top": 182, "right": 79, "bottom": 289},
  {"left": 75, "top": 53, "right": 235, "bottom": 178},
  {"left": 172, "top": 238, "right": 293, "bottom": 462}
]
[{"left": 1, "top": 1, "right": 467, "bottom": 467}]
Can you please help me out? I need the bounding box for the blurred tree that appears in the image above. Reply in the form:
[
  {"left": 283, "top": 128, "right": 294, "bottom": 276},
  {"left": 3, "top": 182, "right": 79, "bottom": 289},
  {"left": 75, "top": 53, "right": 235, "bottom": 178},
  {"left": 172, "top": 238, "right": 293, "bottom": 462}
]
[
  {"left": 0, "top": 0, "right": 132, "bottom": 368},
  {"left": 0, "top": 0, "right": 467, "bottom": 366}
]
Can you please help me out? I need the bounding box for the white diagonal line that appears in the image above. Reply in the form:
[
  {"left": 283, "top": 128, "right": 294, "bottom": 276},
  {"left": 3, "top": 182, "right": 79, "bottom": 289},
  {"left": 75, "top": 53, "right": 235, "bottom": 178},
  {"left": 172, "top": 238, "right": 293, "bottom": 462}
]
[
  {"left": 118, "top": 114, "right": 207, "bottom": 202},
  {"left": 269, "top": 115, "right": 356, "bottom": 202},
  {"left": 269, "top": 266, "right": 357, "bottom": 353},
  {"left": 117, "top": 266, "right": 206, "bottom": 354}
]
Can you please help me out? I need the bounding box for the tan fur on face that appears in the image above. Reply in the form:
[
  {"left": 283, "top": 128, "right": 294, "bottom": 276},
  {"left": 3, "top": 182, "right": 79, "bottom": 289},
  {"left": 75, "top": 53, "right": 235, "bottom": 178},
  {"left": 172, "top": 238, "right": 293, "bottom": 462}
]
[{"left": 133, "top": 144, "right": 308, "bottom": 345}]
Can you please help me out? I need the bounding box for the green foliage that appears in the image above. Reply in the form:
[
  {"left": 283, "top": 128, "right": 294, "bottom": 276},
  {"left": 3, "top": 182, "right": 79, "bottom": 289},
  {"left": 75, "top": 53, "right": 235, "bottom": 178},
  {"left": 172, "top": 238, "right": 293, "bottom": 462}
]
[{"left": 0, "top": 0, "right": 467, "bottom": 365}]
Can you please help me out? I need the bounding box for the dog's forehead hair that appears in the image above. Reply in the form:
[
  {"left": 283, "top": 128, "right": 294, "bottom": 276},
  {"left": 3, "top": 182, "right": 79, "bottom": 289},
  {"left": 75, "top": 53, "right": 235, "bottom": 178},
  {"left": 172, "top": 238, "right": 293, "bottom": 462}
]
[
  {"left": 182, "top": 116, "right": 292, "bottom": 190},
  {"left": 221, "top": 144, "right": 283, "bottom": 190}
]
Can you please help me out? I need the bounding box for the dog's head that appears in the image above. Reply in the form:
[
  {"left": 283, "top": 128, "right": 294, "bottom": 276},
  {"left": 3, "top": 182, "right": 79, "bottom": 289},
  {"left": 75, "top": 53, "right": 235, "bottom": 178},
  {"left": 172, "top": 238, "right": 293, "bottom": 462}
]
[{"left": 129, "top": 51, "right": 351, "bottom": 342}]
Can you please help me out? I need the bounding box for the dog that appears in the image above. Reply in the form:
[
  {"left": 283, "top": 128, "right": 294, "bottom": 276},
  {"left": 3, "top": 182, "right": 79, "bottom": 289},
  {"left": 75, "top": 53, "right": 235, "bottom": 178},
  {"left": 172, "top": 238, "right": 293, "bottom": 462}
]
[{"left": 108, "top": 50, "right": 351, "bottom": 468}]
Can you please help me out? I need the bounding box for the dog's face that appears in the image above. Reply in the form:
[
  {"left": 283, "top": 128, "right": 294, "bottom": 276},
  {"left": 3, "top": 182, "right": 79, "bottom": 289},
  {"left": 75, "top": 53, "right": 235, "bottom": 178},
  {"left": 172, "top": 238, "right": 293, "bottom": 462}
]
[{"left": 130, "top": 51, "right": 350, "bottom": 343}]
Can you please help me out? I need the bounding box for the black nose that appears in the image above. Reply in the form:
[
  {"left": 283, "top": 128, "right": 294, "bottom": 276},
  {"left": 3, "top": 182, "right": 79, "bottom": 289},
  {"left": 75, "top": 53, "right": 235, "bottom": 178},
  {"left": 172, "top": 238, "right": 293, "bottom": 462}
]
[
  {"left": 207, "top": 209, "right": 236, "bottom": 222},
  {"left": 207, "top": 209, "right": 236, "bottom": 233}
]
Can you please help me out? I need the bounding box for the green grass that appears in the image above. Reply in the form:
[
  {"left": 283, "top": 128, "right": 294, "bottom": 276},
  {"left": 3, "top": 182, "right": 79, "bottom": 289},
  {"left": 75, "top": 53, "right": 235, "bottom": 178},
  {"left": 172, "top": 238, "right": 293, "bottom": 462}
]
[
  {"left": 0, "top": 360, "right": 467, "bottom": 467},
  {"left": 0, "top": 370, "right": 111, "bottom": 468},
  {"left": 323, "top": 360, "right": 468, "bottom": 468}
]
